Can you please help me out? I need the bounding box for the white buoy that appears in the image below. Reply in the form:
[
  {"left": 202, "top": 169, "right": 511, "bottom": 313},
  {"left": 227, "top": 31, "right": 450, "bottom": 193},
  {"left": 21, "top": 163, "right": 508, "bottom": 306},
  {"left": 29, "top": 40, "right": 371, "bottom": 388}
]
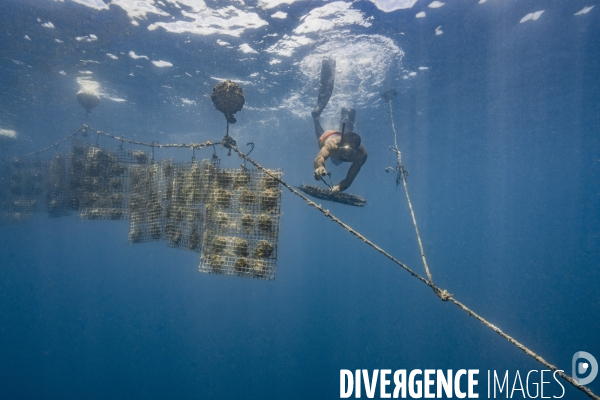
[
  {"left": 77, "top": 90, "right": 100, "bottom": 114},
  {"left": 0, "top": 128, "right": 17, "bottom": 146},
  {"left": 76, "top": 76, "right": 101, "bottom": 114}
]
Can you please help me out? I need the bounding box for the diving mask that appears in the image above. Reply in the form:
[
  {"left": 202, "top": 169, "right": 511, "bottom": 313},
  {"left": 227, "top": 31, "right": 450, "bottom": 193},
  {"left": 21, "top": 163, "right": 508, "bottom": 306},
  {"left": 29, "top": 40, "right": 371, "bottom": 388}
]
[{"left": 338, "top": 144, "right": 356, "bottom": 162}]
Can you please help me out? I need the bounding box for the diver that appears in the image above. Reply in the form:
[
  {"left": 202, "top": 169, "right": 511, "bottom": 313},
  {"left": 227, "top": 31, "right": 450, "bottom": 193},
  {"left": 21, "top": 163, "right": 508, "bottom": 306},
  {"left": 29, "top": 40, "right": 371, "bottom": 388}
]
[{"left": 311, "top": 58, "right": 367, "bottom": 193}]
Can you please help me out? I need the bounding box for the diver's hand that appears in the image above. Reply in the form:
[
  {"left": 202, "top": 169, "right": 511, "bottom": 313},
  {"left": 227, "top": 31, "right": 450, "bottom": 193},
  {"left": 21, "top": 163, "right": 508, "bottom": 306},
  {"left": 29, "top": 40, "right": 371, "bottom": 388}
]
[
  {"left": 314, "top": 167, "right": 327, "bottom": 180},
  {"left": 331, "top": 185, "right": 340, "bottom": 193}
]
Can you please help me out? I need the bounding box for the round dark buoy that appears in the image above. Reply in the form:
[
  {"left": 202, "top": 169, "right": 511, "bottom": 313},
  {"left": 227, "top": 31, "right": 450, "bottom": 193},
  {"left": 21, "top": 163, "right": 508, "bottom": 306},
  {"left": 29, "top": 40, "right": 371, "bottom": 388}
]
[
  {"left": 211, "top": 80, "right": 245, "bottom": 124},
  {"left": 381, "top": 89, "right": 398, "bottom": 103},
  {"left": 77, "top": 91, "right": 100, "bottom": 114}
]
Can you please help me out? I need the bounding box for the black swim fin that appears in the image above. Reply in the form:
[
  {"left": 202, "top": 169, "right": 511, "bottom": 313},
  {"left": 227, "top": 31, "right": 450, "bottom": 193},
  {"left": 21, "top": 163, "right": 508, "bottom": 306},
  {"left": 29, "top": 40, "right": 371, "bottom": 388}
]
[{"left": 312, "top": 58, "right": 336, "bottom": 118}]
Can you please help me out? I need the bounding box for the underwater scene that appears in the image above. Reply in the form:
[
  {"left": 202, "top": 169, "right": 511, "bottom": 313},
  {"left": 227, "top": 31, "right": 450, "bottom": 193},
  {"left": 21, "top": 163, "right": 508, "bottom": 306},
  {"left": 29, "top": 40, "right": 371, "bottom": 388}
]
[{"left": 0, "top": 0, "right": 599, "bottom": 399}]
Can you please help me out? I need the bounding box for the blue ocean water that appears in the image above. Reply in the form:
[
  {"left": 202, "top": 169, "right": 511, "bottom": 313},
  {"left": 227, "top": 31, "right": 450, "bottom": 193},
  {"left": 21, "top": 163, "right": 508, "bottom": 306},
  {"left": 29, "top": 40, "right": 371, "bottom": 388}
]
[{"left": 0, "top": 0, "right": 599, "bottom": 399}]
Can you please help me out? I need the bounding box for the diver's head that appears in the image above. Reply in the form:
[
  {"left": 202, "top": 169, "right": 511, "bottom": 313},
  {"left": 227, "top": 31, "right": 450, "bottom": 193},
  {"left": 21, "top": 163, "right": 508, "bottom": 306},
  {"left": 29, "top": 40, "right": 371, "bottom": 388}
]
[{"left": 338, "top": 132, "right": 361, "bottom": 162}]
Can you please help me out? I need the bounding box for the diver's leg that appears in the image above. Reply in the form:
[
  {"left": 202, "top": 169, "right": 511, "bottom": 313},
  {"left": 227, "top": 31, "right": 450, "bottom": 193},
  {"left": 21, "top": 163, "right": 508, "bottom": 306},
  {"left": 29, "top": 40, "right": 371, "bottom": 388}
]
[
  {"left": 313, "top": 58, "right": 336, "bottom": 117},
  {"left": 339, "top": 107, "right": 356, "bottom": 133},
  {"left": 312, "top": 58, "right": 336, "bottom": 139},
  {"left": 313, "top": 113, "right": 325, "bottom": 138}
]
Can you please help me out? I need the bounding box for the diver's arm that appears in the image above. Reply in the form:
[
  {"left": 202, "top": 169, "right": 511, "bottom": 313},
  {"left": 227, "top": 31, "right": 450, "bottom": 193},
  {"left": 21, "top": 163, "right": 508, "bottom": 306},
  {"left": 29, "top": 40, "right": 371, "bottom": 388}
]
[
  {"left": 314, "top": 146, "right": 331, "bottom": 180},
  {"left": 337, "top": 145, "right": 367, "bottom": 192}
]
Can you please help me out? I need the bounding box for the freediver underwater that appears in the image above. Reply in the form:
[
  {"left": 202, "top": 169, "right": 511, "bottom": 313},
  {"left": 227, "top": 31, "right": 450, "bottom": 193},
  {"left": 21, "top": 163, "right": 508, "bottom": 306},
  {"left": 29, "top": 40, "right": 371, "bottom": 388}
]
[{"left": 297, "top": 58, "right": 369, "bottom": 207}]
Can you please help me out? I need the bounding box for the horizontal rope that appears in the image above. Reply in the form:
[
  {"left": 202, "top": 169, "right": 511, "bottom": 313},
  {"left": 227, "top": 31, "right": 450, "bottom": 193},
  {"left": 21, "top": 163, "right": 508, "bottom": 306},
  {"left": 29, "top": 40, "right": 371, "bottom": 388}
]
[
  {"left": 17, "top": 128, "right": 83, "bottom": 158},
  {"left": 16, "top": 125, "right": 219, "bottom": 159},
  {"left": 88, "top": 126, "right": 217, "bottom": 150}
]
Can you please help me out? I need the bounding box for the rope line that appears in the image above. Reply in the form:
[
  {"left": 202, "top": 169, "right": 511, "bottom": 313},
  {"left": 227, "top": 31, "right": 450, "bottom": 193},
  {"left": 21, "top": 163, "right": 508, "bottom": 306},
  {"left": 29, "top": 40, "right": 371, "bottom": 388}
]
[
  {"left": 449, "top": 297, "right": 600, "bottom": 400},
  {"left": 18, "top": 128, "right": 83, "bottom": 158},
  {"left": 388, "top": 101, "right": 434, "bottom": 284},
  {"left": 88, "top": 126, "right": 215, "bottom": 150},
  {"left": 229, "top": 144, "right": 599, "bottom": 400},
  {"left": 16, "top": 125, "right": 218, "bottom": 159}
]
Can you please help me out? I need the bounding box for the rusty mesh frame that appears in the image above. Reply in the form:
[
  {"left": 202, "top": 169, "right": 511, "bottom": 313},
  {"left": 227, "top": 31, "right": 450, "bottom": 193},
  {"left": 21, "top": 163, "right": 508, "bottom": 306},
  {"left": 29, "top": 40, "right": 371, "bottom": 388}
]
[
  {"left": 0, "top": 157, "right": 47, "bottom": 224},
  {"left": 163, "top": 160, "right": 216, "bottom": 252},
  {"left": 46, "top": 153, "right": 71, "bottom": 218},
  {"left": 69, "top": 139, "right": 150, "bottom": 220},
  {"left": 199, "top": 167, "right": 282, "bottom": 280},
  {"left": 128, "top": 160, "right": 172, "bottom": 244}
]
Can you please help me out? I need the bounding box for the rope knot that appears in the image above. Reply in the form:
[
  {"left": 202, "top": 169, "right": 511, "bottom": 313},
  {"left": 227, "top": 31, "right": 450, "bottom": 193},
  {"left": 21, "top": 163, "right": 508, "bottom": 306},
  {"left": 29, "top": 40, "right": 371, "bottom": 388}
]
[
  {"left": 434, "top": 288, "right": 452, "bottom": 301},
  {"left": 222, "top": 135, "right": 236, "bottom": 149}
]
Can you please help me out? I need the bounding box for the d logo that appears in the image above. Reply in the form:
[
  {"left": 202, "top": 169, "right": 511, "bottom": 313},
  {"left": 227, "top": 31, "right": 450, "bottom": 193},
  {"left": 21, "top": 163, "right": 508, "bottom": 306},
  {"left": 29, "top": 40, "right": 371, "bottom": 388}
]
[{"left": 572, "top": 351, "right": 598, "bottom": 385}]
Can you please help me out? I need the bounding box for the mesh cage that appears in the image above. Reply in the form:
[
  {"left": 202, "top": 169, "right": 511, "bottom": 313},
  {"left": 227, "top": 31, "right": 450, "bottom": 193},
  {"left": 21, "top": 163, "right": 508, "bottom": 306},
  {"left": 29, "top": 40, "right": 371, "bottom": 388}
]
[
  {"left": 163, "top": 160, "right": 215, "bottom": 252},
  {"left": 128, "top": 160, "right": 172, "bottom": 244},
  {"left": 69, "top": 139, "right": 150, "bottom": 220},
  {"left": 67, "top": 140, "right": 86, "bottom": 211},
  {"left": 199, "top": 167, "right": 282, "bottom": 281},
  {"left": 0, "top": 157, "right": 47, "bottom": 224},
  {"left": 46, "top": 153, "right": 71, "bottom": 218}
]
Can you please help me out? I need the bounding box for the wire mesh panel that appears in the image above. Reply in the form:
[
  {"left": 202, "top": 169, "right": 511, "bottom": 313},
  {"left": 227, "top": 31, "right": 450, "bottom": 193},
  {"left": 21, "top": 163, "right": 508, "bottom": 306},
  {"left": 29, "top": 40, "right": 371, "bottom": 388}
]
[
  {"left": 46, "top": 153, "right": 71, "bottom": 218},
  {"left": 128, "top": 160, "right": 172, "bottom": 244},
  {"left": 163, "top": 160, "right": 215, "bottom": 252},
  {"left": 0, "top": 157, "right": 47, "bottom": 224},
  {"left": 69, "top": 139, "right": 150, "bottom": 220},
  {"left": 67, "top": 140, "right": 86, "bottom": 211},
  {"left": 199, "top": 168, "right": 282, "bottom": 280}
]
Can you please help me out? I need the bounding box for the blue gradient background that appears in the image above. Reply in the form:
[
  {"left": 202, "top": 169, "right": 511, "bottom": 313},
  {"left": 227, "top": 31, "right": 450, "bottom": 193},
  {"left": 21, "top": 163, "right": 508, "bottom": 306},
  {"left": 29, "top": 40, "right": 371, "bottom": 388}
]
[{"left": 0, "top": 0, "right": 599, "bottom": 398}]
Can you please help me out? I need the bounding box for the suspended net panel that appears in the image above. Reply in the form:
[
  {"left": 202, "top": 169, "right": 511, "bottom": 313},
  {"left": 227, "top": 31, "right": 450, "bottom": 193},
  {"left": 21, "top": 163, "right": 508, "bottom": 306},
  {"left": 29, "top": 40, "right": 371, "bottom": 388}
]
[
  {"left": 76, "top": 143, "right": 128, "bottom": 220},
  {"left": 69, "top": 139, "right": 150, "bottom": 220},
  {"left": 199, "top": 168, "right": 282, "bottom": 281},
  {"left": 0, "top": 157, "right": 48, "bottom": 224},
  {"left": 163, "top": 160, "right": 215, "bottom": 252},
  {"left": 128, "top": 160, "right": 172, "bottom": 244},
  {"left": 46, "top": 153, "right": 71, "bottom": 218},
  {"left": 67, "top": 140, "right": 86, "bottom": 211}
]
